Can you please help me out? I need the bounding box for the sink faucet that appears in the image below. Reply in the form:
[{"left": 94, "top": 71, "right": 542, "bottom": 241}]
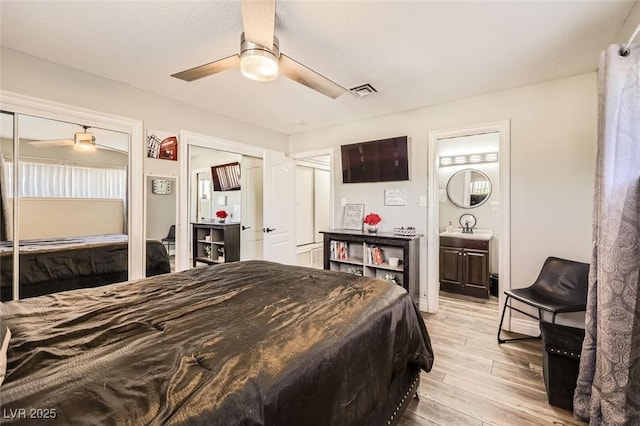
[{"left": 462, "top": 221, "right": 473, "bottom": 234}]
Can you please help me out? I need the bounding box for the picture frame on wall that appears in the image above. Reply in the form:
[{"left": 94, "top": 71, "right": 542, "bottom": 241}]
[
  {"left": 147, "top": 129, "right": 178, "bottom": 161},
  {"left": 384, "top": 189, "right": 406, "bottom": 206},
  {"left": 343, "top": 204, "right": 365, "bottom": 230}
]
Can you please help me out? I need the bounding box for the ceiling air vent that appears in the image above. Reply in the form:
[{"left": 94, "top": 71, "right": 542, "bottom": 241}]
[{"left": 349, "top": 83, "right": 378, "bottom": 98}]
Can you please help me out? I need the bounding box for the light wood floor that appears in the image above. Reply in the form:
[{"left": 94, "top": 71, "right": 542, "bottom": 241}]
[{"left": 399, "top": 292, "right": 586, "bottom": 426}]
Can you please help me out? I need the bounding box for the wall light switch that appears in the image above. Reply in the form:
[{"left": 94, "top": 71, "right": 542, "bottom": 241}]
[
  {"left": 341, "top": 197, "right": 347, "bottom": 207},
  {"left": 419, "top": 196, "right": 427, "bottom": 207}
]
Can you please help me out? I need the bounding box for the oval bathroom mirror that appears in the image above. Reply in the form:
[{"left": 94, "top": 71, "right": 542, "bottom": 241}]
[{"left": 446, "top": 168, "right": 492, "bottom": 208}]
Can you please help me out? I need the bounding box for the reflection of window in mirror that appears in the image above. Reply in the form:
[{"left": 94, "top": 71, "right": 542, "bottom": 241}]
[
  {"left": 446, "top": 168, "right": 492, "bottom": 209},
  {"left": 12, "top": 114, "right": 129, "bottom": 239}
]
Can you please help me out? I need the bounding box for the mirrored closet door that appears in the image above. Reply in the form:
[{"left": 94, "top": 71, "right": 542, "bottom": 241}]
[
  {"left": 0, "top": 112, "right": 130, "bottom": 300},
  {"left": 0, "top": 111, "right": 15, "bottom": 301}
]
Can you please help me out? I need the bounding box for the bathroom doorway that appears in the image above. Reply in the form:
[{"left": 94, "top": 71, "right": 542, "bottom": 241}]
[{"left": 427, "top": 121, "right": 511, "bottom": 316}]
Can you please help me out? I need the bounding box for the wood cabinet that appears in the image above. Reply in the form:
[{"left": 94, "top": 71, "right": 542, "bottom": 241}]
[
  {"left": 321, "top": 229, "right": 422, "bottom": 302},
  {"left": 192, "top": 222, "right": 240, "bottom": 267},
  {"left": 439, "top": 236, "right": 490, "bottom": 298}
]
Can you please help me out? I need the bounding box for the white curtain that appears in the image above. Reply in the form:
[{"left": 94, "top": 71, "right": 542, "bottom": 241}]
[
  {"left": 573, "top": 44, "right": 640, "bottom": 423},
  {"left": 5, "top": 162, "right": 126, "bottom": 200}
]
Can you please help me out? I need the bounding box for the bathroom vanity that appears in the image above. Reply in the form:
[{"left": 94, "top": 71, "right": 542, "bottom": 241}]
[{"left": 439, "top": 230, "right": 492, "bottom": 298}]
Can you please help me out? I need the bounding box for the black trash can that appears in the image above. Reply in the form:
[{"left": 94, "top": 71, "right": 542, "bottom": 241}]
[
  {"left": 489, "top": 273, "right": 499, "bottom": 297},
  {"left": 540, "top": 322, "right": 585, "bottom": 411}
]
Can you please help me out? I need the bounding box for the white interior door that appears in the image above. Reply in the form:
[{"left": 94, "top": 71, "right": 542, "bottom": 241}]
[
  {"left": 241, "top": 156, "right": 263, "bottom": 260},
  {"left": 262, "top": 150, "right": 295, "bottom": 264}
]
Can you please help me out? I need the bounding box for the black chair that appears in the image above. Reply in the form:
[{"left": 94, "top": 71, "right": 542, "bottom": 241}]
[
  {"left": 162, "top": 225, "right": 175, "bottom": 254},
  {"left": 497, "top": 256, "right": 590, "bottom": 344}
]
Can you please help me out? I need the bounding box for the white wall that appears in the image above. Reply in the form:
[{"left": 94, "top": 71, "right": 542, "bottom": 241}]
[{"left": 290, "top": 72, "right": 597, "bottom": 302}]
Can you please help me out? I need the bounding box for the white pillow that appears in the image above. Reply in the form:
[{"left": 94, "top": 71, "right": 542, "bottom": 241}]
[{"left": 0, "top": 322, "right": 10, "bottom": 386}]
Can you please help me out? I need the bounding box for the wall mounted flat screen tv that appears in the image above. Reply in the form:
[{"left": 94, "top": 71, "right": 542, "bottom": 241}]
[{"left": 341, "top": 136, "right": 409, "bottom": 183}]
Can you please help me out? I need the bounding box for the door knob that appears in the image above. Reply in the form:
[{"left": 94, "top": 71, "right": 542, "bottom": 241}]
[
  {"left": 242, "top": 225, "right": 251, "bottom": 230},
  {"left": 262, "top": 227, "right": 275, "bottom": 233}
]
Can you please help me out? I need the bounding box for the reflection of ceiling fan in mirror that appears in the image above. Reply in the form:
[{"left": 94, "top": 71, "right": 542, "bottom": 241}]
[
  {"left": 171, "top": 0, "right": 346, "bottom": 99},
  {"left": 28, "top": 125, "right": 96, "bottom": 152}
]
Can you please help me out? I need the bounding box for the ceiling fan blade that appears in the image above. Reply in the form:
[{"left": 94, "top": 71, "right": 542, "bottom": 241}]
[
  {"left": 171, "top": 55, "right": 240, "bottom": 82},
  {"left": 241, "top": 0, "right": 276, "bottom": 48},
  {"left": 28, "top": 139, "right": 74, "bottom": 147},
  {"left": 279, "top": 54, "right": 347, "bottom": 99}
]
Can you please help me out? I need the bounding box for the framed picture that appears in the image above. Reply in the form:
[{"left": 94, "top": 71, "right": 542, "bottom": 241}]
[
  {"left": 147, "top": 129, "right": 178, "bottom": 161},
  {"left": 384, "top": 189, "right": 406, "bottom": 206},
  {"left": 343, "top": 204, "right": 364, "bottom": 230}
]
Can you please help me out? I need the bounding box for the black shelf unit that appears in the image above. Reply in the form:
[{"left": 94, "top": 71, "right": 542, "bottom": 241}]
[
  {"left": 320, "top": 229, "right": 422, "bottom": 302},
  {"left": 192, "top": 222, "right": 240, "bottom": 267}
]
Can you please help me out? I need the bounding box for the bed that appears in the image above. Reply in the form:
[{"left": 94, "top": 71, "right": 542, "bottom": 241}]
[
  {"left": 0, "top": 234, "right": 171, "bottom": 301},
  {"left": 0, "top": 260, "right": 433, "bottom": 425}
]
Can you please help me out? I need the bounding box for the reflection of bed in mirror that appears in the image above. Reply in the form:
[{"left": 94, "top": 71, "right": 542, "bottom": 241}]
[
  {"left": 0, "top": 234, "right": 170, "bottom": 301},
  {"left": 1, "top": 260, "right": 433, "bottom": 425}
]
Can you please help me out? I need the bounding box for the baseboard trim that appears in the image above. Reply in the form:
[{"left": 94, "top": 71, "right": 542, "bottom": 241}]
[
  {"left": 510, "top": 317, "right": 540, "bottom": 337},
  {"left": 418, "top": 298, "right": 429, "bottom": 313}
]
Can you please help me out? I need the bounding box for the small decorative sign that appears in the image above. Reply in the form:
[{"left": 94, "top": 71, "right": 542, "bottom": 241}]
[
  {"left": 384, "top": 189, "right": 406, "bottom": 206},
  {"left": 343, "top": 204, "right": 364, "bottom": 230}
]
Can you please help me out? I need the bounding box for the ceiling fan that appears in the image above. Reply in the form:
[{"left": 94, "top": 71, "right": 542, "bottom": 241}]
[
  {"left": 171, "top": 0, "right": 346, "bottom": 99},
  {"left": 28, "top": 125, "right": 97, "bottom": 152}
]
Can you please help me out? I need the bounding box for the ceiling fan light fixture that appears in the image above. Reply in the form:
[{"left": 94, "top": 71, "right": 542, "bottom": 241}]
[
  {"left": 74, "top": 132, "right": 96, "bottom": 152},
  {"left": 239, "top": 33, "right": 280, "bottom": 82},
  {"left": 240, "top": 49, "right": 279, "bottom": 81}
]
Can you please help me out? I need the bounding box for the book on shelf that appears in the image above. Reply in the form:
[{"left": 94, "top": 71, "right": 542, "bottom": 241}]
[
  {"left": 330, "top": 241, "right": 348, "bottom": 260},
  {"left": 367, "top": 245, "right": 384, "bottom": 265}
]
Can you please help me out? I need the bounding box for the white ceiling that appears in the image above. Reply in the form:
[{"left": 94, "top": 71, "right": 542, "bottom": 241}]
[{"left": 0, "top": 1, "right": 636, "bottom": 135}]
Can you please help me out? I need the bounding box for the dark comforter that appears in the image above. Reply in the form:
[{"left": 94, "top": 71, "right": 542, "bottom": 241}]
[
  {"left": 0, "top": 234, "right": 171, "bottom": 301},
  {"left": 0, "top": 260, "right": 433, "bottom": 425}
]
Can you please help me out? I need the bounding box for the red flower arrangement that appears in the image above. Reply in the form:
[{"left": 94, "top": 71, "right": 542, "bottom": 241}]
[
  {"left": 216, "top": 210, "right": 228, "bottom": 219},
  {"left": 364, "top": 213, "right": 382, "bottom": 225}
]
